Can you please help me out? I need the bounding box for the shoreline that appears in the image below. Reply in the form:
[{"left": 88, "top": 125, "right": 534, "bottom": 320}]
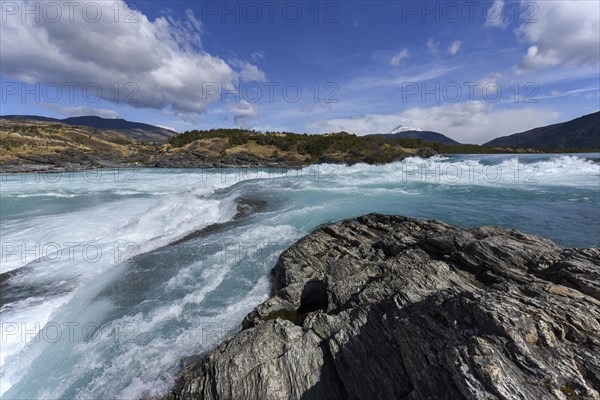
[{"left": 2, "top": 149, "right": 599, "bottom": 175}]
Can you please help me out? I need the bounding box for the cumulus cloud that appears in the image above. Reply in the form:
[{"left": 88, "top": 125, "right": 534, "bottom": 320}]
[
  {"left": 448, "top": 41, "right": 462, "bottom": 55},
  {"left": 308, "top": 102, "right": 561, "bottom": 144},
  {"left": 390, "top": 49, "right": 410, "bottom": 66},
  {"left": 0, "top": 0, "right": 265, "bottom": 116},
  {"left": 426, "top": 38, "right": 440, "bottom": 54},
  {"left": 517, "top": 0, "right": 600, "bottom": 71},
  {"left": 229, "top": 100, "right": 258, "bottom": 128},
  {"left": 230, "top": 60, "right": 267, "bottom": 82}
]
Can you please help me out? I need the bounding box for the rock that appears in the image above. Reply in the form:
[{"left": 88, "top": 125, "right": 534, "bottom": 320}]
[
  {"left": 162, "top": 214, "right": 600, "bottom": 400},
  {"left": 415, "top": 147, "right": 438, "bottom": 158}
]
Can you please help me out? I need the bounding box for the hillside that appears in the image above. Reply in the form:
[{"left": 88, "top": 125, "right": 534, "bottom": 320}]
[
  {"left": 2, "top": 117, "right": 592, "bottom": 173},
  {"left": 0, "top": 115, "right": 177, "bottom": 143},
  {"left": 164, "top": 129, "right": 423, "bottom": 166},
  {"left": 0, "top": 118, "right": 157, "bottom": 171},
  {"left": 485, "top": 111, "right": 600, "bottom": 149},
  {"left": 0, "top": 122, "right": 429, "bottom": 172}
]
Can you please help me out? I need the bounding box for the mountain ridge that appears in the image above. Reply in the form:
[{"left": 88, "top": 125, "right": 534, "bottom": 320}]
[
  {"left": 390, "top": 125, "right": 423, "bottom": 133},
  {"left": 0, "top": 114, "right": 177, "bottom": 143},
  {"left": 1, "top": 114, "right": 598, "bottom": 173},
  {"left": 484, "top": 111, "right": 600, "bottom": 149},
  {"left": 370, "top": 128, "right": 462, "bottom": 145}
]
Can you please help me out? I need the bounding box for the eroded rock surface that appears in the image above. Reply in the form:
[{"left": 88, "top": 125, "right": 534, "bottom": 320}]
[{"left": 163, "top": 214, "right": 600, "bottom": 400}]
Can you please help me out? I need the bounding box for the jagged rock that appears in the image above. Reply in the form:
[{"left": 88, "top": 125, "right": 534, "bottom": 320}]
[
  {"left": 415, "top": 147, "right": 438, "bottom": 158},
  {"left": 162, "top": 214, "right": 600, "bottom": 400}
]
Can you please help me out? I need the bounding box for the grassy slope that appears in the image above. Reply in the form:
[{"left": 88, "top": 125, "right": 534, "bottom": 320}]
[
  {"left": 2, "top": 122, "right": 597, "bottom": 170},
  {"left": 168, "top": 128, "right": 588, "bottom": 165},
  {"left": 0, "top": 119, "right": 157, "bottom": 162}
]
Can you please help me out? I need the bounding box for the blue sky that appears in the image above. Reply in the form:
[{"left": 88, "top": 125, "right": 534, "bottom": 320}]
[{"left": 1, "top": 0, "right": 598, "bottom": 143}]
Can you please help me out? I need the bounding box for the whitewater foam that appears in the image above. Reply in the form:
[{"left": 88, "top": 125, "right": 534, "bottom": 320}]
[{"left": 1, "top": 154, "right": 598, "bottom": 399}]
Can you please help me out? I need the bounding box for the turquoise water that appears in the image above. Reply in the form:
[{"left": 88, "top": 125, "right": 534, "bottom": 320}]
[{"left": 1, "top": 154, "right": 599, "bottom": 399}]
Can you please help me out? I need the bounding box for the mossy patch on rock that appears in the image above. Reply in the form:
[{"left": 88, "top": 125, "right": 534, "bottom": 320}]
[{"left": 263, "top": 308, "right": 305, "bottom": 326}]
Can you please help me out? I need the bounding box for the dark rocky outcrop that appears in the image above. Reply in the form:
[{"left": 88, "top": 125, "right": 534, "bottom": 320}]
[
  {"left": 161, "top": 214, "right": 600, "bottom": 400},
  {"left": 414, "top": 147, "right": 438, "bottom": 158},
  {"left": 151, "top": 151, "right": 304, "bottom": 169}
]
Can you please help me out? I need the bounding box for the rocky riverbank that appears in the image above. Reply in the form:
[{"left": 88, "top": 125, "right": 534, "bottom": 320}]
[
  {"left": 2, "top": 117, "right": 447, "bottom": 173},
  {"left": 160, "top": 214, "right": 600, "bottom": 400},
  {"left": 0, "top": 148, "right": 437, "bottom": 174},
  {"left": 0, "top": 147, "right": 437, "bottom": 174}
]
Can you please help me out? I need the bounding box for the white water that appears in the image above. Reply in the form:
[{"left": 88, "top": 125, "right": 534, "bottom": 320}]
[{"left": 1, "top": 154, "right": 598, "bottom": 399}]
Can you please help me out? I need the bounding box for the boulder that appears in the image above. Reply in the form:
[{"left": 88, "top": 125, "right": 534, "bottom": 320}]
[
  {"left": 415, "top": 147, "right": 438, "bottom": 158},
  {"left": 162, "top": 214, "right": 600, "bottom": 400}
]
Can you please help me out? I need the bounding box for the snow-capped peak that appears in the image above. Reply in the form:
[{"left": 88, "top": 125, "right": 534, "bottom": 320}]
[{"left": 390, "top": 125, "right": 423, "bottom": 134}]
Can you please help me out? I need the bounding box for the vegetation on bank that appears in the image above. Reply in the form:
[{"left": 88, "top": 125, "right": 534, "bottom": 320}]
[
  {"left": 2, "top": 119, "right": 597, "bottom": 170},
  {"left": 170, "top": 129, "right": 417, "bottom": 164},
  {"left": 0, "top": 120, "right": 153, "bottom": 165},
  {"left": 169, "top": 128, "right": 598, "bottom": 162}
]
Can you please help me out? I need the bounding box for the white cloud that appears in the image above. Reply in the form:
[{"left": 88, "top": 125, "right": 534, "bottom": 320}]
[
  {"left": 518, "top": 45, "right": 561, "bottom": 71},
  {"left": 157, "top": 125, "right": 178, "bottom": 132},
  {"left": 426, "top": 38, "right": 440, "bottom": 54},
  {"left": 346, "top": 65, "right": 458, "bottom": 90},
  {"left": 448, "top": 41, "right": 462, "bottom": 55},
  {"left": 478, "top": 72, "right": 505, "bottom": 84},
  {"left": 308, "top": 101, "right": 561, "bottom": 144},
  {"left": 184, "top": 9, "right": 203, "bottom": 31},
  {"left": 516, "top": 0, "right": 600, "bottom": 71},
  {"left": 229, "top": 100, "right": 258, "bottom": 128},
  {"left": 484, "top": 0, "right": 506, "bottom": 27},
  {"left": 0, "top": 0, "right": 265, "bottom": 116},
  {"left": 41, "top": 104, "right": 120, "bottom": 119},
  {"left": 230, "top": 60, "right": 267, "bottom": 82},
  {"left": 533, "top": 87, "right": 599, "bottom": 101},
  {"left": 390, "top": 49, "right": 410, "bottom": 66},
  {"left": 251, "top": 51, "right": 265, "bottom": 62}
]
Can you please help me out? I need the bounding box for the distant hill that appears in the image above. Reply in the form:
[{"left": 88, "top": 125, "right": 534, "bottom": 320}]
[
  {"left": 0, "top": 122, "right": 430, "bottom": 172},
  {"left": 2, "top": 117, "right": 588, "bottom": 173},
  {"left": 0, "top": 115, "right": 177, "bottom": 143},
  {"left": 370, "top": 125, "right": 461, "bottom": 145},
  {"left": 0, "top": 117, "right": 155, "bottom": 171},
  {"left": 484, "top": 111, "right": 600, "bottom": 149}
]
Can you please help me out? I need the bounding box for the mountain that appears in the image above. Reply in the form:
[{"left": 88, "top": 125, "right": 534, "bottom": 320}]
[
  {"left": 390, "top": 125, "right": 423, "bottom": 134},
  {"left": 0, "top": 115, "right": 177, "bottom": 143},
  {"left": 372, "top": 125, "right": 462, "bottom": 145},
  {"left": 484, "top": 111, "right": 600, "bottom": 149}
]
